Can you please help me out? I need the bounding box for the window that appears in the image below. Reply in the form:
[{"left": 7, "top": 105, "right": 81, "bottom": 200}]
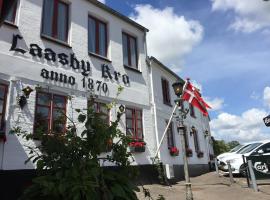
[
  {"left": 34, "top": 92, "right": 67, "bottom": 135},
  {"left": 42, "top": 0, "right": 69, "bottom": 42},
  {"left": 126, "top": 108, "right": 143, "bottom": 140},
  {"left": 88, "top": 100, "right": 110, "bottom": 124},
  {"left": 189, "top": 103, "right": 195, "bottom": 118},
  {"left": 0, "top": 1, "right": 2, "bottom": 14},
  {"left": 183, "top": 127, "right": 189, "bottom": 149},
  {"left": 88, "top": 16, "right": 107, "bottom": 57},
  {"left": 257, "top": 143, "right": 270, "bottom": 154},
  {"left": 4, "top": 1, "right": 18, "bottom": 24},
  {"left": 0, "top": 84, "right": 8, "bottom": 132},
  {"left": 161, "top": 78, "right": 171, "bottom": 105},
  {"left": 192, "top": 128, "right": 200, "bottom": 152},
  {"left": 166, "top": 121, "right": 174, "bottom": 148},
  {"left": 122, "top": 32, "right": 138, "bottom": 68}
]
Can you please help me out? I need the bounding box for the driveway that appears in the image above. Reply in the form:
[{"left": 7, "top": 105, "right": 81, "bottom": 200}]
[{"left": 136, "top": 172, "right": 270, "bottom": 200}]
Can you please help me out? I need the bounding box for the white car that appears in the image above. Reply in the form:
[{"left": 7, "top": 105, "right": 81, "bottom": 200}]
[
  {"left": 217, "top": 144, "right": 244, "bottom": 163},
  {"left": 220, "top": 140, "right": 270, "bottom": 176}
]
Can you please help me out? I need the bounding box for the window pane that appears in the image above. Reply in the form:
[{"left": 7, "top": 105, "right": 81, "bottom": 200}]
[
  {"left": 92, "top": 102, "right": 98, "bottom": 113},
  {"left": 53, "top": 95, "right": 65, "bottom": 108},
  {"left": 136, "top": 120, "right": 142, "bottom": 129},
  {"left": 42, "top": 0, "right": 54, "bottom": 37},
  {"left": 126, "top": 119, "right": 132, "bottom": 129},
  {"left": 126, "top": 128, "right": 134, "bottom": 137},
  {"left": 57, "top": 2, "right": 68, "bottom": 41},
  {"left": 0, "top": 115, "right": 3, "bottom": 130},
  {"left": 0, "top": 85, "right": 6, "bottom": 99},
  {"left": 88, "top": 17, "right": 96, "bottom": 53},
  {"left": 136, "top": 110, "right": 142, "bottom": 119},
  {"left": 35, "top": 121, "right": 49, "bottom": 134},
  {"left": 99, "top": 103, "right": 108, "bottom": 115},
  {"left": 5, "top": 2, "right": 17, "bottom": 23},
  {"left": 126, "top": 109, "right": 132, "bottom": 118},
  {"left": 37, "top": 93, "right": 51, "bottom": 106},
  {"left": 99, "top": 23, "right": 106, "bottom": 57},
  {"left": 53, "top": 109, "right": 65, "bottom": 133},
  {"left": 130, "top": 37, "right": 137, "bottom": 67},
  {"left": 36, "top": 106, "right": 49, "bottom": 119},
  {"left": 137, "top": 129, "right": 143, "bottom": 139},
  {"left": 122, "top": 34, "right": 128, "bottom": 66},
  {"left": 0, "top": 100, "right": 3, "bottom": 114}
]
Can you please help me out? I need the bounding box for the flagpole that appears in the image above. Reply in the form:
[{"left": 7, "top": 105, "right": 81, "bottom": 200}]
[
  {"left": 177, "top": 99, "right": 193, "bottom": 200},
  {"left": 173, "top": 78, "right": 193, "bottom": 200}
]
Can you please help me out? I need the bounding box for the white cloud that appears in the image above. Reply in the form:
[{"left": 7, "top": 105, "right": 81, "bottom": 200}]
[
  {"left": 250, "top": 91, "right": 260, "bottom": 100},
  {"left": 211, "top": 0, "right": 270, "bottom": 33},
  {"left": 130, "top": 5, "right": 203, "bottom": 72},
  {"left": 205, "top": 97, "right": 224, "bottom": 111},
  {"left": 263, "top": 86, "right": 270, "bottom": 108},
  {"left": 98, "top": 0, "right": 105, "bottom": 4},
  {"left": 210, "top": 108, "right": 269, "bottom": 142}
]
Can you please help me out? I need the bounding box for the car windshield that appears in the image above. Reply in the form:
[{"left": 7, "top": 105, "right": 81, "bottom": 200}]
[
  {"left": 235, "top": 144, "right": 251, "bottom": 153},
  {"left": 229, "top": 145, "right": 243, "bottom": 152},
  {"left": 237, "top": 143, "right": 262, "bottom": 154}
]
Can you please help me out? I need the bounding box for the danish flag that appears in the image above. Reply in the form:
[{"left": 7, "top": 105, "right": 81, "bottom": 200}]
[{"left": 182, "top": 80, "right": 211, "bottom": 116}]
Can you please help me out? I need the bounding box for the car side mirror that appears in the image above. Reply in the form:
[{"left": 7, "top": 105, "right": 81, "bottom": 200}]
[{"left": 257, "top": 149, "right": 264, "bottom": 154}]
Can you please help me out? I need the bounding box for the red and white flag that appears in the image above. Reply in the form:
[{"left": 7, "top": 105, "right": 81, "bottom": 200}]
[{"left": 182, "top": 80, "right": 211, "bottom": 116}]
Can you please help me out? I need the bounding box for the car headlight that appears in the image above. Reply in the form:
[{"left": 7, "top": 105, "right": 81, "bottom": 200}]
[{"left": 226, "top": 158, "right": 238, "bottom": 164}]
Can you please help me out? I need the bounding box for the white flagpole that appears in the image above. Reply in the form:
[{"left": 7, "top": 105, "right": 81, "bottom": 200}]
[{"left": 153, "top": 104, "right": 178, "bottom": 160}]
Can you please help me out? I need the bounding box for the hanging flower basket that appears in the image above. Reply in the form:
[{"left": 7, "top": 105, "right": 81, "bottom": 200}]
[
  {"left": 169, "top": 147, "right": 179, "bottom": 156},
  {"left": 186, "top": 148, "right": 193, "bottom": 157},
  {"left": 129, "top": 141, "right": 146, "bottom": 153},
  {"left": 197, "top": 151, "right": 204, "bottom": 158},
  {"left": 0, "top": 131, "right": 6, "bottom": 142}
]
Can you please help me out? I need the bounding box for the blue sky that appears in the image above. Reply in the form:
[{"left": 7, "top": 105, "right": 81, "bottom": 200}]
[{"left": 102, "top": 0, "right": 270, "bottom": 142}]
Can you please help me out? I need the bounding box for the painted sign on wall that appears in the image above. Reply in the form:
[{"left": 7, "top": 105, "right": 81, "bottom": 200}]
[{"left": 9, "top": 34, "right": 130, "bottom": 91}]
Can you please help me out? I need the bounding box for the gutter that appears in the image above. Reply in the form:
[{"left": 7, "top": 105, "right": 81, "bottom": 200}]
[{"left": 147, "top": 59, "right": 161, "bottom": 160}]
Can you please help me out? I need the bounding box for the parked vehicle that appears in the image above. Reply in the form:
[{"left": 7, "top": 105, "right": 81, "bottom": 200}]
[
  {"left": 217, "top": 144, "right": 244, "bottom": 163},
  {"left": 219, "top": 140, "right": 270, "bottom": 176},
  {"left": 217, "top": 143, "right": 254, "bottom": 165}
]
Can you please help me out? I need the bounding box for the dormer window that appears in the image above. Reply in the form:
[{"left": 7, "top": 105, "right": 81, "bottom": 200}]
[
  {"left": 41, "top": 0, "right": 69, "bottom": 42},
  {"left": 161, "top": 78, "right": 171, "bottom": 106},
  {"left": 4, "top": 1, "right": 18, "bottom": 24},
  {"left": 88, "top": 16, "right": 108, "bottom": 57},
  {"left": 122, "top": 32, "right": 138, "bottom": 69}
]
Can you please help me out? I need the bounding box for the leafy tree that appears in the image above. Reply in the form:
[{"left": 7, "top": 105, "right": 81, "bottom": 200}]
[
  {"left": 13, "top": 91, "right": 162, "bottom": 200},
  {"left": 227, "top": 141, "right": 240, "bottom": 150},
  {"left": 213, "top": 139, "right": 241, "bottom": 155},
  {"left": 213, "top": 139, "right": 230, "bottom": 155}
]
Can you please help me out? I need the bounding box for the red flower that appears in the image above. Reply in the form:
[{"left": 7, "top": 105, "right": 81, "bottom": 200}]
[
  {"left": 129, "top": 141, "right": 146, "bottom": 147},
  {"left": 169, "top": 147, "right": 179, "bottom": 155}
]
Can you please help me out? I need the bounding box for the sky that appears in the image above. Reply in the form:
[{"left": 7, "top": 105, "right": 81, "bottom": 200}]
[{"left": 99, "top": 0, "right": 270, "bottom": 143}]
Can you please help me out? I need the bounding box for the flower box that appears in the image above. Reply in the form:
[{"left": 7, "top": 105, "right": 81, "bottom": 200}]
[
  {"left": 197, "top": 151, "right": 204, "bottom": 158},
  {"left": 169, "top": 147, "right": 179, "bottom": 156},
  {"left": 186, "top": 148, "right": 193, "bottom": 157},
  {"left": 129, "top": 141, "right": 146, "bottom": 153}
]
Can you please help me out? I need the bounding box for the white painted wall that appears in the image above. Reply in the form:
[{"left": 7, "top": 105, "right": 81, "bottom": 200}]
[
  {"left": 0, "top": 0, "right": 154, "bottom": 170},
  {"left": 150, "top": 59, "right": 212, "bottom": 166}
]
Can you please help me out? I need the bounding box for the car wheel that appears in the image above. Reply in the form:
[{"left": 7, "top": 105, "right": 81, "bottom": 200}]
[{"left": 239, "top": 164, "right": 247, "bottom": 177}]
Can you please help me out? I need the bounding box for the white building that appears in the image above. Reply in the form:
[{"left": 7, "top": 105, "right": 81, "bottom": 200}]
[
  {"left": 0, "top": 0, "right": 213, "bottom": 181},
  {"left": 149, "top": 57, "right": 214, "bottom": 178}
]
